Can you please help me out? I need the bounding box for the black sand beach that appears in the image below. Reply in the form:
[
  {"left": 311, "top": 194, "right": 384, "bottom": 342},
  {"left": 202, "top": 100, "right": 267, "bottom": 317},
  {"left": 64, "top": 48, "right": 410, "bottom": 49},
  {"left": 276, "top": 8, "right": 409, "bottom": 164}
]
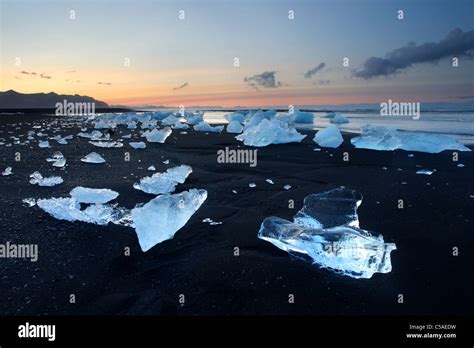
[{"left": 0, "top": 113, "right": 472, "bottom": 315}]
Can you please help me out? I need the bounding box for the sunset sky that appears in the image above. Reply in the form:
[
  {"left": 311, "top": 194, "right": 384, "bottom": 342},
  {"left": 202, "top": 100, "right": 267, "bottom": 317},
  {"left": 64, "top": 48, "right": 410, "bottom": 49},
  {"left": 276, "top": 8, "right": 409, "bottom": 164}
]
[{"left": 1, "top": 0, "right": 473, "bottom": 107}]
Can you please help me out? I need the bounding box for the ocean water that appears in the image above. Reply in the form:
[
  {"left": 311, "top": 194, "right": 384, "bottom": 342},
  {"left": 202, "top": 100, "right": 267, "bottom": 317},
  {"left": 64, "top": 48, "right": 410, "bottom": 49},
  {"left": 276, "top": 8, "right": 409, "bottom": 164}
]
[{"left": 202, "top": 111, "right": 474, "bottom": 145}]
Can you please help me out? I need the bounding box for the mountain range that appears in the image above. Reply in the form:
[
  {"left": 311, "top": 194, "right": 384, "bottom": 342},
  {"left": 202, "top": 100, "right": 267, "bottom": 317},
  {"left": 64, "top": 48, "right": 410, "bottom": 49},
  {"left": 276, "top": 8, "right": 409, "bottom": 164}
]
[{"left": 0, "top": 90, "right": 109, "bottom": 109}]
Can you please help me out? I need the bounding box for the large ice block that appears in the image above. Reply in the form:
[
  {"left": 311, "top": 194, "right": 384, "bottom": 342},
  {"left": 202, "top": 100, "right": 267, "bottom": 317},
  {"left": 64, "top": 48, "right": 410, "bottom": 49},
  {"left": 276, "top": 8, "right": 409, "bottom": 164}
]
[
  {"left": 351, "top": 125, "right": 470, "bottom": 153},
  {"left": 258, "top": 188, "right": 396, "bottom": 279},
  {"left": 131, "top": 189, "right": 207, "bottom": 251},
  {"left": 236, "top": 118, "right": 306, "bottom": 147}
]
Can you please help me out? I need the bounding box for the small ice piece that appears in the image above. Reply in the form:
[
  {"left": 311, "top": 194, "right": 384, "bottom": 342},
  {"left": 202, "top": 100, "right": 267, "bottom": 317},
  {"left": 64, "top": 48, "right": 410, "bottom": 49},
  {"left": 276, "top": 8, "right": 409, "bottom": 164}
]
[
  {"left": 2, "top": 167, "right": 12, "bottom": 176},
  {"left": 133, "top": 165, "right": 192, "bottom": 194},
  {"left": 53, "top": 157, "right": 66, "bottom": 168},
  {"left": 226, "top": 121, "right": 244, "bottom": 134},
  {"left": 148, "top": 165, "right": 156, "bottom": 171},
  {"left": 163, "top": 160, "right": 169, "bottom": 164},
  {"left": 78, "top": 130, "right": 103, "bottom": 140},
  {"left": 249, "top": 182, "right": 256, "bottom": 188},
  {"left": 416, "top": 169, "right": 433, "bottom": 175},
  {"left": 232, "top": 190, "right": 237, "bottom": 194},
  {"left": 81, "top": 152, "right": 105, "bottom": 164},
  {"left": 258, "top": 188, "right": 396, "bottom": 279},
  {"left": 89, "top": 141, "right": 123, "bottom": 148},
  {"left": 122, "top": 134, "right": 132, "bottom": 139},
  {"left": 284, "top": 185, "right": 291, "bottom": 190},
  {"left": 130, "top": 142, "right": 146, "bottom": 149},
  {"left": 29, "top": 171, "right": 63, "bottom": 187},
  {"left": 52, "top": 135, "right": 69, "bottom": 144},
  {"left": 131, "top": 189, "right": 208, "bottom": 251},
  {"left": 145, "top": 127, "right": 172, "bottom": 143},
  {"left": 236, "top": 119, "right": 306, "bottom": 147},
  {"left": 457, "top": 164, "right": 465, "bottom": 168},
  {"left": 266, "top": 179, "right": 275, "bottom": 185},
  {"left": 202, "top": 217, "right": 222, "bottom": 225},
  {"left": 47, "top": 151, "right": 66, "bottom": 167},
  {"left": 70, "top": 187, "right": 119, "bottom": 204},
  {"left": 293, "top": 109, "right": 314, "bottom": 124},
  {"left": 329, "top": 112, "right": 349, "bottom": 124},
  {"left": 408, "top": 154, "right": 414, "bottom": 157},
  {"left": 22, "top": 198, "right": 36, "bottom": 207},
  {"left": 38, "top": 140, "right": 50, "bottom": 148},
  {"left": 351, "top": 125, "right": 471, "bottom": 153},
  {"left": 313, "top": 125, "right": 343, "bottom": 148},
  {"left": 193, "top": 122, "right": 224, "bottom": 133}
]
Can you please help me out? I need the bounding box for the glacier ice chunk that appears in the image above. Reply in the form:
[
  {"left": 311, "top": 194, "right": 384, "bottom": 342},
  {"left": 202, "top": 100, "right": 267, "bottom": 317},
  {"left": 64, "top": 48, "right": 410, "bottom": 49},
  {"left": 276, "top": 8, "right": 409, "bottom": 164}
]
[
  {"left": 224, "top": 112, "right": 245, "bottom": 124},
  {"left": 37, "top": 197, "right": 118, "bottom": 225},
  {"left": 70, "top": 187, "right": 119, "bottom": 204},
  {"left": 38, "top": 140, "right": 50, "bottom": 148},
  {"left": 162, "top": 115, "right": 181, "bottom": 126},
  {"left": 236, "top": 118, "right": 306, "bottom": 147},
  {"left": 313, "top": 125, "right": 344, "bottom": 148},
  {"left": 2, "top": 167, "right": 12, "bottom": 176},
  {"left": 293, "top": 109, "right": 314, "bottom": 124},
  {"left": 78, "top": 130, "right": 104, "bottom": 140},
  {"left": 51, "top": 153, "right": 66, "bottom": 168},
  {"left": 29, "top": 172, "right": 63, "bottom": 187},
  {"left": 323, "top": 112, "right": 337, "bottom": 118},
  {"left": 81, "top": 152, "right": 105, "bottom": 164},
  {"left": 193, "top": 122, "right": 224, "bottom": 133},
  {"left": 258, "top": 188, "right": 396, "bottom": 279},
  {"left": 184, "top": 113, "right": 204, "bottom": 125},
  {"left": 351, "top": 125, "right": 471, "bottom": 153},
  {"left": 145, "top": 127, "right": 172, "bottom": 143},
  {"left": 129, "top": 141, "right": 146, "bottom": 149},
  {"left": 133, "top": 165, "right": 192, "bottom": 194},
  {"left": 131, "top": 188, "right": 208, "bottom": 251},
  {"left": 329, "top": 112, "right": 349, "bottom": 124},
  {"left": 226, "top": 121, "right": 244, "bottom": 134},
  {"left": 172, "top": 122, "right": 189, "bottom": 129},
  {"left": 89, "top": 141, "right": 123, "bottom": 148}
]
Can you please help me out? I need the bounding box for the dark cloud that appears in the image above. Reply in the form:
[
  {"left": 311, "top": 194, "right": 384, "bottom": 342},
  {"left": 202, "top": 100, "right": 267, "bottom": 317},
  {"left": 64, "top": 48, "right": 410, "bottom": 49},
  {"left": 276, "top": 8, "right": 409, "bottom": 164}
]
[
  {"left": 456, "top": 95, "right": 474, "bottom": 99},
  {"left": 98, "top": 81, "right": 111, "bottom": 85},
  {"left": 354, "top": 28, "right": 474, "bottom": 79},
  {"left": 244, "top": 71, "right": 282, "bottom": 89},
  {"left": 317, "top": 79, "right": 330, "bottom": 85},
  {"left": 40, "top": 73, "right": 51, "bottom": 79},
  {"left": 20, "top": 70, "right": 36, "bottom": 75},
  {"left": 304, "top": 62, "right": 326, "bottom": 79},
  {"left": 173, "top": 82, "right": 189, "bottom": 90}
]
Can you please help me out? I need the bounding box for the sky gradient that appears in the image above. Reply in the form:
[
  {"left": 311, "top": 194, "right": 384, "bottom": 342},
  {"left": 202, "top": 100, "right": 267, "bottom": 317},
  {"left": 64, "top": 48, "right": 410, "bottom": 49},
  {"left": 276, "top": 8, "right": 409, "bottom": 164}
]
[{"left": 1, "top": 0, "right": 473, "bottom": 107}]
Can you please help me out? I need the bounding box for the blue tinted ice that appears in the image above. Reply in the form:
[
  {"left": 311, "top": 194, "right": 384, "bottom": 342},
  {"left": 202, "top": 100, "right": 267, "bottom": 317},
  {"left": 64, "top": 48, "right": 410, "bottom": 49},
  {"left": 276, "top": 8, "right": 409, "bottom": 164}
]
[{"left": 258, "top": 188, "right": 396, "bottom": 279}]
